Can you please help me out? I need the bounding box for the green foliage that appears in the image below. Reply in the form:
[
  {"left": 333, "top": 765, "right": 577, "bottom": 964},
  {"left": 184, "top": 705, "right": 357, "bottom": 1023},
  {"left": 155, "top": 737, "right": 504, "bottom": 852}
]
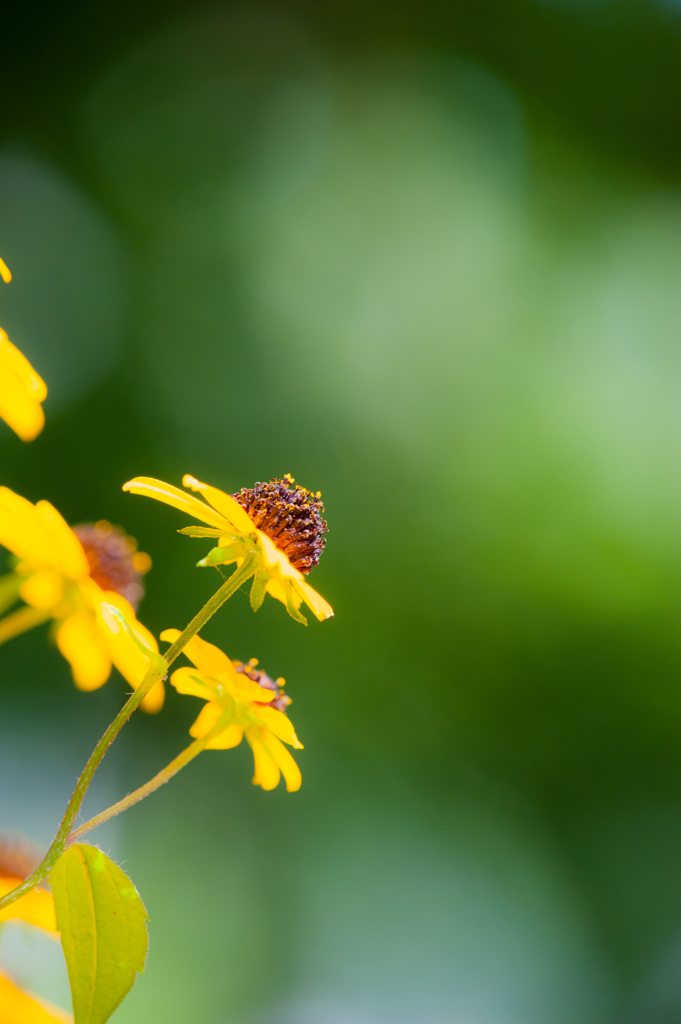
[{"left": 50, "top": 844, "right": 149, "bottom": 1024}]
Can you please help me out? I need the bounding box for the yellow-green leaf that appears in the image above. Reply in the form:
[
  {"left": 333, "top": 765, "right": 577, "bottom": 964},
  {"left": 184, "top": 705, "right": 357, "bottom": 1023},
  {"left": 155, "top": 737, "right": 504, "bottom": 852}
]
[{"left": 50, "top": 844, "right": 148, "bottom": 1024}]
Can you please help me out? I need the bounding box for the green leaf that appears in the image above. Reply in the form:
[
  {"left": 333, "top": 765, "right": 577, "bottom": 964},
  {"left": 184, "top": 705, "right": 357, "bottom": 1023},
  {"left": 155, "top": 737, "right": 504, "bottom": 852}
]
[
  {"left": 177, "top": 526, "right": 224, "bottom": 537},
  {"left": 198, "top": 543, "right": 243, "bottom": 567},
  {"left": 50, "top": 844, "right": 149, "bottom": 1024},
  {"left": 249, "top": 568, "right": 270, "bottom": 612}
]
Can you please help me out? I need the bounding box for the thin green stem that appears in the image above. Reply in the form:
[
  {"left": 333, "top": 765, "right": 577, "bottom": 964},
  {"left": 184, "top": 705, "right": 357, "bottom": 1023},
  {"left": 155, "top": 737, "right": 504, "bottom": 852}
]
[
  {"left": 67, "top": 707, "right": 235, "bottom": 843},
  {"left": 0, "top": 557, "right": 256, "bottom": 911}
]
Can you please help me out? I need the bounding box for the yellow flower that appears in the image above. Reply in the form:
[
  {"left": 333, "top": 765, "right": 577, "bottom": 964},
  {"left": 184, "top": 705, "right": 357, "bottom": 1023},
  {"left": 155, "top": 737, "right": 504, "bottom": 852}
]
[
  {"left": 0, "top": 258, "right": 47, "bottom": 442},
  {"left": 123, "top": 473, "right": 333, "bottom": 624},
  {"left": 0, "top": 975, "right": 73, "bottom": 1024},
  {"left": 0, "top": 489, "right": 163, "bottom": 712},
  {"left": 161, "top": 629, "right": 303, "bottom": 791},
  {"left": 0, "top": 836, "right": 72, "bottom": 1024}
]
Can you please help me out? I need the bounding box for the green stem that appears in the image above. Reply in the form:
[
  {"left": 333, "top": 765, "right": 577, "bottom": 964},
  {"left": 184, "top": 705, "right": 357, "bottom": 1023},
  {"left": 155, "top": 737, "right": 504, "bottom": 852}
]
[
  {"left": 0, "top": 556, "right": 256, "bottom": 911},
  {"left": 67, "top": 707, "right": 235, "bottom": 843}
]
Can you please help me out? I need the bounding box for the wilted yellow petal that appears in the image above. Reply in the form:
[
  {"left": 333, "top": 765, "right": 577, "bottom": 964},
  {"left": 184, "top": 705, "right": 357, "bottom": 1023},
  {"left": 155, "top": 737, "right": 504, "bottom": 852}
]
[
  {"left": 254, "top": 704, "right": 303, "bottom": 748},
  {"left": 182, "top": 476, "right": 255, "bottom": 534},
  {"left": 56, "top": 612, "right": 111, "bottom": 691},
  {"left": 18, "top": 570, "right": 64, "bottom": 610},
  {"left": 260, "top": 729, "right": 302, "bottom": 792},
  {"left": 0, "top": 976, "right": 72, "bottom": 1024},
  {"left": 123, "top": 477, "right": 229, "bottom": 530},
  {"left": 245, "top": 728, "right": 281, "bottom": 790},
  {"left": 169, "top": 666, "right": 217, "bottom": 702},
  {"left": 0, "top": 877, "right": 57, "bottom": 932}
]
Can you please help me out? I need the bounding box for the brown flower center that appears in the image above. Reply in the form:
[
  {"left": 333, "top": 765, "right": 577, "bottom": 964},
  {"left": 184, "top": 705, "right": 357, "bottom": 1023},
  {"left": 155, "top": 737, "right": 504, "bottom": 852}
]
[
  {"left": 73, "top": 521, "right": 151, "bottom": 611},
  {"left": 231, "top": 473, "right": 327, "bottom": 574},
  {"left": 233, "top": 657, "right": 292, "bottom": 713}
]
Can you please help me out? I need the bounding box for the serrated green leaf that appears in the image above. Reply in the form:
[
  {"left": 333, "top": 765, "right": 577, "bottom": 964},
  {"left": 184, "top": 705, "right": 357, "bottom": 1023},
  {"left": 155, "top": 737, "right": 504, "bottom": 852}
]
[{"left": 50, "top": 844, "right": 149, "bottom": 1024}]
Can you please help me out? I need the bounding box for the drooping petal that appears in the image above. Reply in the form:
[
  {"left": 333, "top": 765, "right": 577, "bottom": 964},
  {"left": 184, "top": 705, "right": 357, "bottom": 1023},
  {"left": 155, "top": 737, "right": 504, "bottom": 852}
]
[
  {"left": 0, "top": 361, "right": 45, "bottom": 442},
  {"left": 0, "top": 488, "right": 54, "bottom": 567},
  {"left": 169, "top": 666, "right": 217, "bottom": 702},
  {"left": 205, "top": 721, "right": 243, "bottom": 750},
  {"left": 245, "top": 727, "right": 280, "bottom": 790},
  {"left": 140, "top": 679, "right": 165, "bottom": 714},
  {"left": 0, "top": 976, "right": 72, "bottom": 1024},
  {"left": 254, "top": 704, "right": 303, "bottom": 748},
  {"left": 0, "top": 877, "right": 57, "bottom": 932},
  {"left": 182, "top": 476, "right": 255, "bottom": 534},
  {"left": 257, "top": 531, "right": 303, "bottom": 580},
  {"left": 98, "top": 591, "right": 160, "bottom": 704},
  {"left": 160, "top": 628, "right": 234, "bottom": 679},
  {"left": 0, "top": 330, "right": 45, "bottom": 401},
  {"left": 233, "top": 674, "right": 276, "bottom": 704},
  {"left": 34, "top": 502, "right": 89, "bottom": 579},
  {"left": 189, "top": 701, "right": 223, "bottom": 738},
  {"left": 56, "top": 611, "right": 111, "bottom": 691},
  {"left": 122, "top": 477, "right": 230, "bottom": 530},
  {"left": 293, "top": 578, "right": 334, "bottom": 621},
  {"left": 18, "top": 569, "right": 65, "bottom": 610},
  {"left": 0, "top": 256, "right": 11, "bottom": 282},
  {"left": 260, "top": 729, "right": 302, "bottom": 792}
]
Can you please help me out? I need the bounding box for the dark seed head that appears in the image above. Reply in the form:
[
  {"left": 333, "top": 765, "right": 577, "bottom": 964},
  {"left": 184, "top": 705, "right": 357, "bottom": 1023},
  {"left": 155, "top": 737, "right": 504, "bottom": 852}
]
[
  {"left": 73, "top": 521, "right": 151, "bottom": 611},
  {"left": 231, "top": 473, "right": 327, "bottom": 574},
  {"left": 233, "top": 657, "right": 292, "bottom": 713}
]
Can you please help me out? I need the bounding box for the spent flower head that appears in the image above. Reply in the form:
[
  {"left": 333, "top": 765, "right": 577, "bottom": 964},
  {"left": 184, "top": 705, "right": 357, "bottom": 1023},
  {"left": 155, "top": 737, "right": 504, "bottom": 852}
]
[{"left": 123, "top": 473, "right": 333, "bottom": 624}]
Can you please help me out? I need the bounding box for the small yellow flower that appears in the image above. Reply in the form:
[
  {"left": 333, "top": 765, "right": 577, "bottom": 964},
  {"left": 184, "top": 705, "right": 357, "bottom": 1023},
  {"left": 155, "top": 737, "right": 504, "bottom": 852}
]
[
  {"left": 0, "top": 489, "right": 163, "bottom": 712},
  {"left": 123, "top": 473, "right": 333, "bottom": 624},
  {"left": 0, "top": 836, "right": 72, "bottom": 1024},
  {"left": 0, "top": 975, "right": 72, "bottom": 1024},
  {"left": 0, "top": 258, "right": 47, "bottom": 442},
  {"left": 161, "top": 629, "right": 303, "bottom": 791}
]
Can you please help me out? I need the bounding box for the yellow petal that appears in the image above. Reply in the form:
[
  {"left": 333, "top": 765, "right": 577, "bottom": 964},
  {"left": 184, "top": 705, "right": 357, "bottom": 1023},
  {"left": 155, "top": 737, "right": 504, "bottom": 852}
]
[
  {"left": 189, "top": 701, "right": 223, "bottom": 738},
  {"left": 260, "top": 729, "right": 302, "bottom": 792},
  {"left": 0, "top": 328, "right": 47, "bottom": 400},
  {"left": 254, "top": 705, "right": 303, "bottom": 748},
  {"left": 160, "top": 627, "right": 235, "bottom": 679},
  {"left": 169, "top": 666, "right": 217, "bottom": 702},
  {"left": 206, "top": 721, "right": 243, "bottom": 749},
  {"left": 56, "top": 612, "right": 111, "bottom": 691},
  {"left": 0, "top": 256, "right": 11, "bottom": 283},
  {"left": 293, "top": 578, "right": 334, "bottom": 621},
  {"left": 140, "top": 679, "right": 165, "bottom": 714},
  {"left": 18, "top": 570, "right": 64, "bottom": 610},
  {"left": 0, "top": 487, "right": 54, "bottom": 567},
  {"left": 34, "top": 502, "right": 89, "bottom": 579},
  {"left": 122, "top": 477, "right": 230, "bottom": 530},
  {"left": 245, "top": 727, "right": 281, "bottom": 790},
  {"left": 257, "top": 531, "right": 302, "bottom": 580},
  {"left": 0, "top": 976, "right": 72, "bottom": 1024},
  {"left": 0, "top": 361, "right": 45, "bottom": 442},
  {"left": 182, "top": 476, "right": 255, "bottom": 534},
  {"left": 0, "top": 877, "right": 57, "bottom": 932}
]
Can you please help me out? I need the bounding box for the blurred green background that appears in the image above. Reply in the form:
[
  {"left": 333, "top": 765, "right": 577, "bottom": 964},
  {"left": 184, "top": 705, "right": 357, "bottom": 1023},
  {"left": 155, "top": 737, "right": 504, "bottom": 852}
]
[{"left": 3, "top": 0, "right": 681, "bottom": 1020}]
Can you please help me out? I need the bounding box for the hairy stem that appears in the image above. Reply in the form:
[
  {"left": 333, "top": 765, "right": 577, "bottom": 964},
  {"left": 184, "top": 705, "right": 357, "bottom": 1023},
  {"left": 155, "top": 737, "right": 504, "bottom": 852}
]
[
  {"left": 67, "top": 708, "right": 235, "bottom": 843},
  {"left": 0, "top": 557, "right": 256, "bottom": 910}
]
